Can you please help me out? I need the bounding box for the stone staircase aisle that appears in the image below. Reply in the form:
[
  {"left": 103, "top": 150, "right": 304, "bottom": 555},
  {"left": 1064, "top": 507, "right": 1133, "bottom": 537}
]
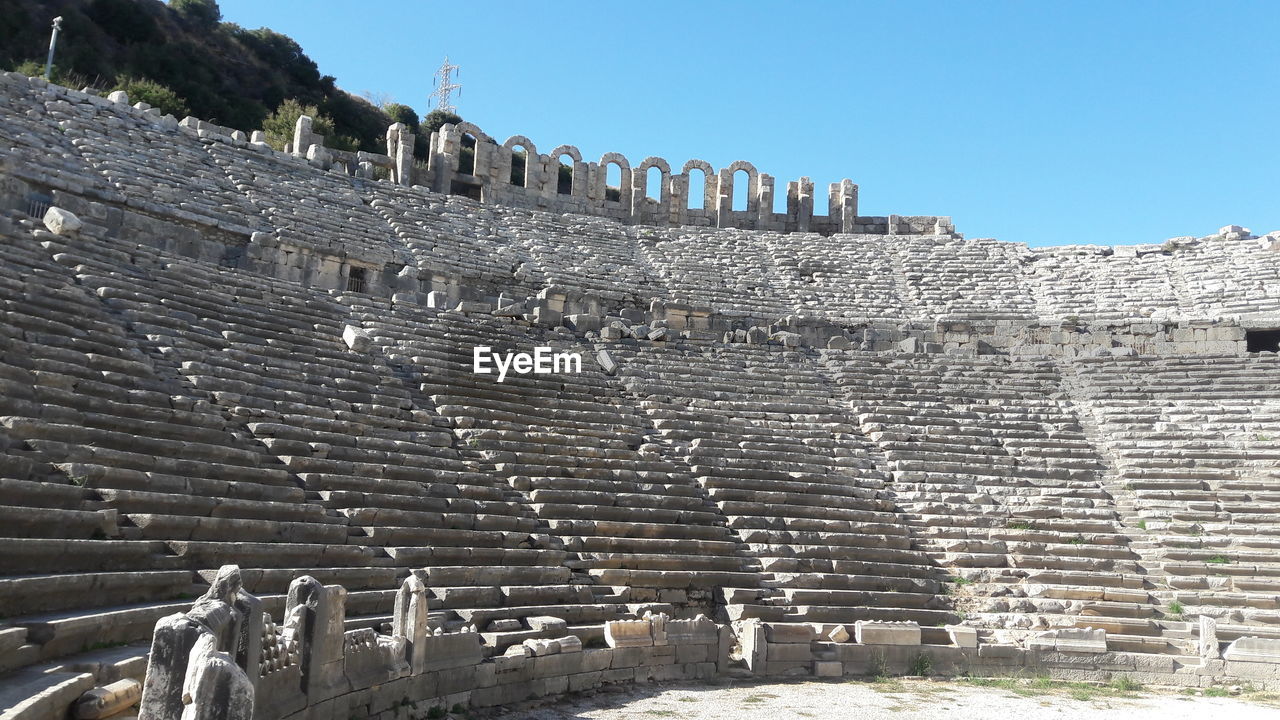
[
  {"left": 820, "top": 349, "right": 1168, "bottom": 650},
  {"left": 602, "top": 339, "right": 956, "bottom": 628},
  {"left": 1066, "top": 353, "right": 1280, "bottom": 647}
]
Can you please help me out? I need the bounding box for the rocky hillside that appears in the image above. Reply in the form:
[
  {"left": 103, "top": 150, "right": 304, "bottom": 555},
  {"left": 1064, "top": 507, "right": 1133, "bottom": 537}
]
[{"left": 0, "top": 0, "right": 394, "bottom": 151}]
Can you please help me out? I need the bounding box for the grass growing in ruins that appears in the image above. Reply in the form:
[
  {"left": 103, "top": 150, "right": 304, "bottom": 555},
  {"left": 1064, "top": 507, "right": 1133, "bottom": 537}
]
[
  {"left": 1207, "top": 555, "right": 1231, "bottom": 564},
  {"left": 958, "top": 674, "right": 1145, "bottom": 702},
  {"left": 951, "top": 576, "right": 973, "bottom": 586},
  {"left": 908, "top": 653, "right": 933, "bottom": 676},
  {"left": 1007, "top": 520, "right": 1035, "bottom": 530},
  {"left": 867, "top": 651, "right": 888, "bottom": 680},
  {"left": 1167, "top": 600, "right": 1185, "bottom": 619}
]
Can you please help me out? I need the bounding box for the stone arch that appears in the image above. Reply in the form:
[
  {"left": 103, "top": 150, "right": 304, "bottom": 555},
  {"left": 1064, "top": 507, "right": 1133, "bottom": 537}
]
[
  {"left": 549, "top": 144, "right": 582, "bottom": 195},
  {"left": 452, "top": 122, "right": 493, "bottom": 144},
  {"left": 721, "top": 160, "right": 759, "bottom": 213},
  {"left": 682, "top": 159, "right": 715, "bottom": 211},
  {"left": 635, "top": 156, "right": 671, "bottom": 203},
  {"left": 598, "top": 152, "right": 631, "bottom": 204},
  {"left": 502, "top": 135, "right": 538, "bottom": 189},
  {"left": 549, "top": 144, "right": 583, "bottom": 163}
]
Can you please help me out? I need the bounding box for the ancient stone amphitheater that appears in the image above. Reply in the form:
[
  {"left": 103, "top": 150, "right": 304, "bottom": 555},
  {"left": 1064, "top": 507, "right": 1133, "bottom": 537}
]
[{"left": 2, "top": 71, "right": 1280, "bottom": 720}]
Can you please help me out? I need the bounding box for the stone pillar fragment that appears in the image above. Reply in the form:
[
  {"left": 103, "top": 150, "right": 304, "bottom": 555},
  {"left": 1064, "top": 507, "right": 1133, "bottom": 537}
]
[
  {"left": 385, "top": 122, "right": 416, "bottom": 186},
  {"left": 1200, "top": 616, "right": 1219, "bottom": 659},
  {"left": 180, "top": 634, "right": 254, "bottom": 720},
  {"left": 393, "top": 575, "right": 430, "bottom": 674},
  {"left": 286, "top": 576, "right": 347, "bottom": 700}
]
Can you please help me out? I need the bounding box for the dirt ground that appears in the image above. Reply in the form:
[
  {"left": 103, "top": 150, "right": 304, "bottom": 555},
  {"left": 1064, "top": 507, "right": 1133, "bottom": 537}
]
[{"left": 489, "top": 676, "right": 1280, "bottom": 720}]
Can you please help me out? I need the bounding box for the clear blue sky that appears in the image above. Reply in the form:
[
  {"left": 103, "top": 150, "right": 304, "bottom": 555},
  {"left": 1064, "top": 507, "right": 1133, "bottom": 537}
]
[{"left": 217, "top": 0, "right": 1278, "bottom": 247}]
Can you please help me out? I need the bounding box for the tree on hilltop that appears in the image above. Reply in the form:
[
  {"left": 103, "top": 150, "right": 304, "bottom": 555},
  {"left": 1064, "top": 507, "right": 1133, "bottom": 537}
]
[{"left": 170, "top": 0, "right": 221, "bottom": 30}]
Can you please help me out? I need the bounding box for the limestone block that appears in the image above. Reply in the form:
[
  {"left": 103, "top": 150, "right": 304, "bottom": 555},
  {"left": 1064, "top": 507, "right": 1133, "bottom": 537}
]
[
  {"left": 486, "top": 619, "right": 521, "bottom": 633},
  {"left": 341, "top": 325, "right": 372, "bottom": 353},
  {"left": 666, "top": 616, "right": 718, "bottom": 646},
  {"left": 1200, "top": 616, "right": 1220, "bottom": 659},
  {"left": 426, "top": 291, "right": 448, "bottom": 308},
  {"left": 454, "top": 301, "right": 492, "bottom": 314},
  {"left": 947, "top": 626, "right": 977, "bottom": 648},
  {"left": 1029, "top": 627, "right": 1106, "bottom": 653},
  {"left": 107, "top": 90, "right": 129, "bottom": 104},
  {"left": 74, "top": 679, "right": 142, "bottom": 719},
  {"left": 520, "top": 616, "right": 565, "bottom": 633},
  {"left": 250, "top": 130, "right": 267, "bottom": 144},
  {"left": 827, "top": 336, "right": 851, "bottom": 350},
  {"left": 604, "top": 620, "right": 653, "bottom": 648},
  {"left": 647, "top": 327, "right": 669, "bottom": 342},
  {"left": 533, "top": 306, "right": 562, "bottom": 328},
  {"left": 813, "top": 661, "right": 843, "bottom": 677},
  {"left": 418, "top": 632, "right": 483, "bottom": 672},
  {"left": 1223, "top": 637, "right": 1280, "bottom": 663},
  {"left": 522, "top": 638, "right": 561, "bottom": 656},
  {"left": 766, "top": 643, "right": 813, "bottom": 662},
  {"left": 44, "top": 207, "right": 83, "bottom": 236},
  {"left": 564, "top": 314, "right": 601, "bottom": 333},
  {"left": 745, "top": 327, "right": 769, "bottom": 344},
  {"left": 765, "top": 624, "right": 815, "bottom": 643},
  {"left": 600, "top": 326, "right": 623, "bottom": 341},
  {"left": 553, "top": 635, "right": 583, "bottom": 653},
  {"left": 773, "top": 329, "right": 803, "bottom": 346},
  {"left": 828, "top": 626, "right": 851, "bottom": 644},
  {"left": 854, "top": 621, "right": 920, "bottom": 646},
  {"left": 596, "top": 350, "right": 618, "bottom": 376}
]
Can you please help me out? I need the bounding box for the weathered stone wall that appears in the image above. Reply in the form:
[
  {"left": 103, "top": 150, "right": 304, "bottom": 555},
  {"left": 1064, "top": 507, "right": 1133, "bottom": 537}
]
[
  {"left": 420, "top": 121, "right": 954, "bottom": 236},
  {"left": 136, "top": 568, "right": 728, "bottom": 720}
]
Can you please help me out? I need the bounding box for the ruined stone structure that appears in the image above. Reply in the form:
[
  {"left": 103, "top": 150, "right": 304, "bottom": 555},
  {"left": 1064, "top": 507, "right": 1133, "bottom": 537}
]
[{"left": 3, "top": 72, "right": 1280, "bottom": 720}]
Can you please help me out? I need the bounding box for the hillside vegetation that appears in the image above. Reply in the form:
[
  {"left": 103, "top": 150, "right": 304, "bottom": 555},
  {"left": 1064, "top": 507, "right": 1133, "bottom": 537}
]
[{"left": 0, "top": 0, "right": 451, "bottom": 155}]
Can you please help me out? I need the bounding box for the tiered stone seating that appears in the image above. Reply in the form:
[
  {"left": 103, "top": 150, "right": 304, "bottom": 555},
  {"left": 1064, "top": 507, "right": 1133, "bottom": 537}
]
[
  {"left": 203, "top": 141, "right": 400, "bottom": 264},
  {"left": 339, "top": 297, "right": 762, "bottom": 622},
  {"left": 1167, "top": 235, "right": 1280, "bottom": 317},
  {"left": 364, "top": 187, "right": 668, "bottom": 308},
  {"left": 766, "top": 233, "right": 907, "bottom": 322},
  {"left": 889, "top": 235, "right": 1038, "bottom": 321},
  {"left": 59, "top": 100, "right": 264, "bottom": 235},
  {"left": 0, "top": 218, "right": 260, "bottom": 662},
  {"left": 603, "top": 340, "right": 955, "bottom": 626},
  {"left": 0, "top": 73, "right": 120, "bottom": 204},
  {"left": 1026, "top": 245, "right": 1182, "bottom": 321},
  {"left": 68, "top": 233, "right": 565, "bottom": 631},
  {"left": 366, "top": 185, "right": 535, "bottom": 295},
  {"left": 822, "top": 351, "right": 1156, "bottom": 644},
  {"left": 1069, "top": 354, "right": 1280, "bottom": 639},
  {"left": 637, "top": 227, "right": 797, "bottom": 320}
]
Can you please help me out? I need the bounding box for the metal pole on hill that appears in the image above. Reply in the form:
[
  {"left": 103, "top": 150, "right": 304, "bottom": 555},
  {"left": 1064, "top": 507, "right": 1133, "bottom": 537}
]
[{"left": 44, "top": 16, "right": 63, "bottom": 80}]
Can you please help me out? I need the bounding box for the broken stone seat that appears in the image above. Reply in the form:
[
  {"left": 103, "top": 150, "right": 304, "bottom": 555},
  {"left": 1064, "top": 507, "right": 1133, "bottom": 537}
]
[
  {"left": 0, "top": 570, "right": 196, "bottom": 618},
  {"left": 0, "top": 668, "right": 98, "bottom": 720},
  {"left": 5, "top": 600, "right": 192, "bottom": 663}
]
